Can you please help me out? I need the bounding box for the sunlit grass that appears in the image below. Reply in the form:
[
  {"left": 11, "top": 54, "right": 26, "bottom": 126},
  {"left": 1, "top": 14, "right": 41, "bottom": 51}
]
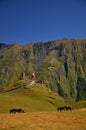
[
  {"left": 0, "top": 84, "right": 65, "bottom": 113},
  {"left": 0, "top": 110, "right": 86, "bottom": 130}
]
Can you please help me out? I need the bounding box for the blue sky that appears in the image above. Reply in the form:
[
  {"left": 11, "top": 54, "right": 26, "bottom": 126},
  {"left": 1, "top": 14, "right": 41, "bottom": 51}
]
[{"left": 0, "top": 0, "right": 86, "bottom": 44}]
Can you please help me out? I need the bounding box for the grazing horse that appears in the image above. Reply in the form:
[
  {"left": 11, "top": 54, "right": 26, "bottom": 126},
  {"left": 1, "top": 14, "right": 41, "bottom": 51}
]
[
  {"left": 65, "top": 106, "right": 72, "bottom": 111},
  {"left": 16, "top": 108, "right": 24, "bottom": 113},
  {"left": 9, "top": 109, "right": 16, "bottom": 113},
  {"left": 57, "top": 107, "right": 65, "bottom": 111}
]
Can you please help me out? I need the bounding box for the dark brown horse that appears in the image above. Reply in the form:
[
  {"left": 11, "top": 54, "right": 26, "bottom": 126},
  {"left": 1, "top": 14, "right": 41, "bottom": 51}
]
[{"left": 57, "top": 107, "right": 65, "bottom": 111}]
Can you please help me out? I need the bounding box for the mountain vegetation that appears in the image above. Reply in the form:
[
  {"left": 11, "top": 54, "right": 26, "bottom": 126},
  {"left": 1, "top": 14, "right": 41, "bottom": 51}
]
[
  {"left": 0, "top": 38, "right": 86, "bottom": 106},
  {"left": 0, "top": 81, "right": 66, "bottom": 113}
]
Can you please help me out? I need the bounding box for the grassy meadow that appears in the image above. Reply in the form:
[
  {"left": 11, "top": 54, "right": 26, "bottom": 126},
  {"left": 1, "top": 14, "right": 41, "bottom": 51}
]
[
  {"left": 0, "top": 83, "right": 65, "bottom": 113},
  {"left": 0, "top": 110, "right": 86, "bottom": 130},
  {"left": 0, "top": 82, "right": 86, "bottom": 130}
]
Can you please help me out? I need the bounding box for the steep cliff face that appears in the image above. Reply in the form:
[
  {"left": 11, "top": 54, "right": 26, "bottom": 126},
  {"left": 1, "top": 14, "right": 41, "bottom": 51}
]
[
  {"left": 0, "top": 39, "right": 86, "bottom": 102},
  {"left": 33, "top": 39, "right": 86, "bottom": 102}
]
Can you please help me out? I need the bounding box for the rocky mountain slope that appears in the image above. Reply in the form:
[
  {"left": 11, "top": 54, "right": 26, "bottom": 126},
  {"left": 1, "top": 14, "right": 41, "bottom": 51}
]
[{"left": 0, "top": 38, "right": 86, "bottom": 103}]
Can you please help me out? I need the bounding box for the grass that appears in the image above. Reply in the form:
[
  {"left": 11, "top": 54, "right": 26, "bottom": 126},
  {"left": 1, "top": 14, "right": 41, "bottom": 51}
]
[
  {"left": 0, "top": 82, "right": 65, "bottom": 113},
  {"left": 73, "top": 100, "right": 86, "bottom": 109},
  {"left": 0, "top": 110, "right": 86, "bottom": 130},
  {"left": 0, "top": 80, "right": 86, "bottom": 129}
]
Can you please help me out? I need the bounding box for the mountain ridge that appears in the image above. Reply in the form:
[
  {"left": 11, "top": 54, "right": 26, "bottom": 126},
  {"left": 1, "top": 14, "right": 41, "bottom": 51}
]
[{"left": 0, "top": 38, "right": 86, "bottom": 103}]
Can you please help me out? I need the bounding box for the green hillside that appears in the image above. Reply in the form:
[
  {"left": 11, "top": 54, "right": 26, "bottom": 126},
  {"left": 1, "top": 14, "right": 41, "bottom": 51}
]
[{"left": 0, "top": 80, "right": 66, "bottom": 113}]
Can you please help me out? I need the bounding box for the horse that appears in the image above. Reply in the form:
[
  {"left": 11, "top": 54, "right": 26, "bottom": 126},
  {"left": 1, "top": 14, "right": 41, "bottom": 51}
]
[
  {"left": 9, "top": 109, "right": 16, "bottom": 113},
  {"left": 16, "top": 108, "right": 24, "bottom": 113},
  {"left": 57, "top": 107, "right": 65, "bottom": 111},
  {"left": 64, "top": 106, "right": 72, "bottom": 111}
]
